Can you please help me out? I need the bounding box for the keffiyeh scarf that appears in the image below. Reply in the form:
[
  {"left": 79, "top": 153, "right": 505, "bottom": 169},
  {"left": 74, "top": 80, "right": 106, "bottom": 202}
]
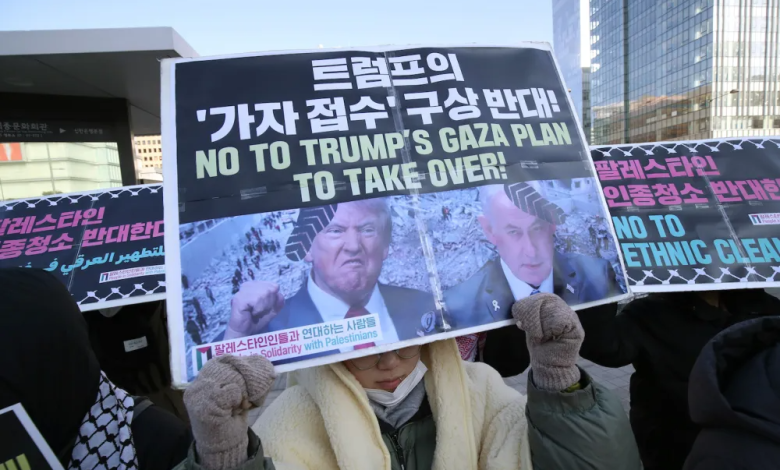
[
  {"left": 457, "top": 332, "right": 487, "bottom": 362},
  {"left": 68, "top": 373, "right": 138, "bottom": 470}
]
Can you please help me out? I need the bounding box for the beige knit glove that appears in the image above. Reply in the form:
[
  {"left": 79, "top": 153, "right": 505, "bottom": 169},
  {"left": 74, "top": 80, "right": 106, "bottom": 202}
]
[
  {"left": 184, "top": 355, "right": 276, "bottom": 470},
  {"left": 511, "top": 293, "right": 583, "bottom": 392}
]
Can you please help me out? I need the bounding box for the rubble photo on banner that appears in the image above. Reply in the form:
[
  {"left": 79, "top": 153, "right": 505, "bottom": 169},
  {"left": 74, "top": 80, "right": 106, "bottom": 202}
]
[{"left": 162, "top": 44, "right": 630, "bottom": 384}]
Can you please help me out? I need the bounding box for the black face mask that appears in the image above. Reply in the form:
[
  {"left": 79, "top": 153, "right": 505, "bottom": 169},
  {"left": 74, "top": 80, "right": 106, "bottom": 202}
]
[{"left": 0, "top": 268, "right": 101, "bottom": 466}]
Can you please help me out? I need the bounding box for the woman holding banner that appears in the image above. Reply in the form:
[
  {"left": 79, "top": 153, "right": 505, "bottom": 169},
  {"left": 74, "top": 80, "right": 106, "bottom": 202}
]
[{"left": 177, "top": 294, "right": 641, "bottom": 470}]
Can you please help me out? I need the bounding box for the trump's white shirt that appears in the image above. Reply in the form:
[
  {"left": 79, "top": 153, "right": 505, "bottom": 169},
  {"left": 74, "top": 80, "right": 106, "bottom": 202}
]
[
  {"left": 500, "top": 259, "right": 554, "bottom": 301},
  {"left": 307, "top": 276, "right": 400, "bottom": 353}
]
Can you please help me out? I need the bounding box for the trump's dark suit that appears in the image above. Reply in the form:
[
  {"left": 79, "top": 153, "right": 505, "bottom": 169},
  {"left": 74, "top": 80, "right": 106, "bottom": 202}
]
[
  {"left": 215, "top": 283, "right": 438, "bottom": 364},
  {"left": 268, "top": 283, "right": 436, "bottom": 338},
  {"left": 444, "top": 251, "right": 624, "bottom": 377}
]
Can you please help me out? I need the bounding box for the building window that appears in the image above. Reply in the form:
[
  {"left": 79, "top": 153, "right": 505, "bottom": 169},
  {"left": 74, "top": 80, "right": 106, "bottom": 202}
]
[
  {"left": 774, "top": 118, "right": 780, "bottom": 129},
  {"left": 752, "top": 118, "right": 764, "bottom": 129},
  {"left": 750, "top": 92, "right": 766, "bottom": 106}
]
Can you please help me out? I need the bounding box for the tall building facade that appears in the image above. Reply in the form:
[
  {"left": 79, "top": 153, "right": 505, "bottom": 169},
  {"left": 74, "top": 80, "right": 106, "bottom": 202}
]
[
  {"left": 134, "top": 135, "right": 163, "bottom": 182},
  {"left": 135, "top": 135, "right": 162, "bottom": 170},
  {"left": 552, "top": 0, "right": 593, "bottom": 142},
  {"left": 582, "top": 66, "right": 593, "bottom": 141},
  {"left": 589, "top": 0, "right": 780, "bottom": 145},
  {"left": 0, "top": 142, "right": 121, "bottom": 200}
]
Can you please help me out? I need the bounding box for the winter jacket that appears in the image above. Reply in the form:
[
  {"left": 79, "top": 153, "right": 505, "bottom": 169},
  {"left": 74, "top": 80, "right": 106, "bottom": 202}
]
[
  {"left": 176, "top": 339, "right": 641, "bottom": 470},
  {"left": 378, "top": 393, "right": 436, "bottom": 469},
  {"left": 132, "top": 403, "right": 194, "bottom": 470},
  {"left": 85, "top": 301, "right": 190, "bottom": 423},
  {"left": 576, "top": 290, "right": 780, "bottom": 470},
  {"left": 683, "top": 316, "right": 780, "bottom": 470},
  {"left": 257, "top": 338, "right": 533, "bottom": 470}
]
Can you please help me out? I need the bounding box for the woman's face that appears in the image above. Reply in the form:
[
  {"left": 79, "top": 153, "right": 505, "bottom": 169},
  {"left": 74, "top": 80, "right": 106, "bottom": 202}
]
[{"left": 345, "top": 350, "right": 420, "bottom": 392}]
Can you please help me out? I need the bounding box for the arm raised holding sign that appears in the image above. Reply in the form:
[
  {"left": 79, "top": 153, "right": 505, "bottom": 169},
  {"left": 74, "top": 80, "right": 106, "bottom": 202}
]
[{"left": 511, "top": 293, "right": 641, "bottom": 470}]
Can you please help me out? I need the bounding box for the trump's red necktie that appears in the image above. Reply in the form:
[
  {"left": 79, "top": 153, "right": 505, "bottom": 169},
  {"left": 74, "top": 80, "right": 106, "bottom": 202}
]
[{"left": 345, "top": 305, "right": 375, "bottom": 349}]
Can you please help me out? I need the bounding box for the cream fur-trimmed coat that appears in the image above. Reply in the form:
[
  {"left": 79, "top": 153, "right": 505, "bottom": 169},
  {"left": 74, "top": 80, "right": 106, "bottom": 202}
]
[{"left": 251, "top": 339, "right": 533, "bottom": 470}]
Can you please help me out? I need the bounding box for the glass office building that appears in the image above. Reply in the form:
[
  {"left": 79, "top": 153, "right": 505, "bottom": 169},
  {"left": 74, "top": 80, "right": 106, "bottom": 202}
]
[
  {"left": 582, "top": 66, "right": 592, "bottom": 141},
  {"left": 553, "top": 0, "right": 593, "bottom": 142},
  {"left": 553, "top": 0, "right": 585, "bottom": 116},
  {"left": 589, "top": 0, "right": 780, "bottom": 145}
]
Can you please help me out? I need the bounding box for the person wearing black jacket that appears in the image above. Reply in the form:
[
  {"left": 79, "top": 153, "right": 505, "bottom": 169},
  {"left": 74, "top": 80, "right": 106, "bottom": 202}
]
[
  {"left": 574, "top": 290, "right": 780, "bottom": 470},
  {"left": 0, "top": 268, "right": 192, "bottom": 470},
  {"left": 683, "top": 316, "right": 780, "bottom": 470},
  {"left": 85, "top": 301, "right": 190, "bottom": 423},
  {"left": 478, "top": 289, "right": 780, "bottom": 470}
]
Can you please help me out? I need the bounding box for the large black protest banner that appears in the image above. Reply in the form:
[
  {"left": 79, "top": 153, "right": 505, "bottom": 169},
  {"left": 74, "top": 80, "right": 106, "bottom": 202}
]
[
  {"left": 592, "top": 137, "right": 780, "bottom": 292},
  {"left": 163, "top": 45, "right": 628, "bottom": 383},
  {"left": 0, "top": 185, "right": 166, "bottom": 310}
]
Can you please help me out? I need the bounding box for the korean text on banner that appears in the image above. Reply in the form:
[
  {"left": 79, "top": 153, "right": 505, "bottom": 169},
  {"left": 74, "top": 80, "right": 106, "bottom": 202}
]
[
  {"left": 0, "top": 185, "right": 166, "bottom": 310},
  {"left": 162, "top": 45, "right": 629, "bottom": 384},
  {"left": 592, "top": 137, "right": 780, "bottom": 292}
]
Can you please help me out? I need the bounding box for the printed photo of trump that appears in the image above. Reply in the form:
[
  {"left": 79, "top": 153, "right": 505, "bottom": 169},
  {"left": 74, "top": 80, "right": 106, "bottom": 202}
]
[{"left": 218, "top": 198, "right": 437, "bottom": 361}]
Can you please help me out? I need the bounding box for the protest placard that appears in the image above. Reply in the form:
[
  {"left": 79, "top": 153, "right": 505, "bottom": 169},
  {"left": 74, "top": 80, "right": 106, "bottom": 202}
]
[
  {"left": 0, "top": 185, "right": 166, "bottom": 310},
  {"left": 592, "top": 137, "right": 780, "bottom": 292},
  {"left": 0, "top": 404, "right": 65, "bottom": 470},
  {"left": 162, "top": 44, "right": 628, "bottom": 383}
]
